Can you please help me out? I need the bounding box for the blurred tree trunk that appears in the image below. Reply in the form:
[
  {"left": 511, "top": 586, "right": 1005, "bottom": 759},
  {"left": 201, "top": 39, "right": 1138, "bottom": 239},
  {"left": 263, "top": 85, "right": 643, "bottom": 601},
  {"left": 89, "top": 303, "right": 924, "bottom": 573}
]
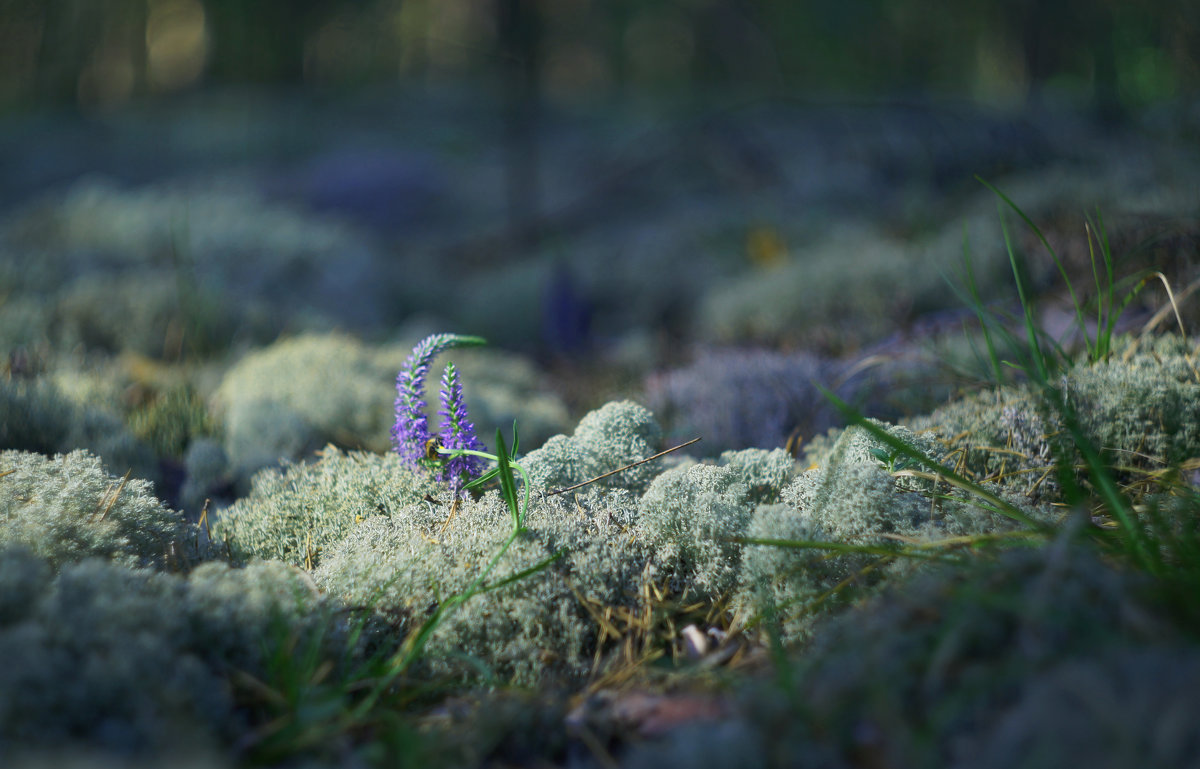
[
  {"left": 497, "top": 0, "right": 542, "bottom": 247},
  {"left": 35, "top": 0, "right": 95, "bottom": 102},
  {"left": 34, "top": 0, "right": 148, "bottom": 106},
  {"left": 1089, "top": 8, "right": 1122, "bottom": 124},
  {"left": 203, "top": 0, "right": 311, "bottom": 83},
  {"left": 1017, "top": 0, "right": 1124, "bottom": 122}
]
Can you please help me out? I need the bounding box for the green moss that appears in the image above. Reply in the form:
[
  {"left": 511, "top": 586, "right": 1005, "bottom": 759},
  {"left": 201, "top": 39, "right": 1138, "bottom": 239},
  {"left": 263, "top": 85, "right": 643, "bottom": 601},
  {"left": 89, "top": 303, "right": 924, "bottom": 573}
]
[
  {"left": 0, "top": 450, "right": 191, "bottom": 570},
  {"left": 211, "top": 446, "right": 440, "bottom": 569}
]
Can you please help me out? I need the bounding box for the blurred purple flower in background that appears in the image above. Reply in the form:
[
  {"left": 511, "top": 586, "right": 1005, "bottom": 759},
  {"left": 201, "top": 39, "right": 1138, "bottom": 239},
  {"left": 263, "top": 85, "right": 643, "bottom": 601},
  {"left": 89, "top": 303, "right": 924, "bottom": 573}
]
[{"left": 644, "top": 347, "right": 842, "bottom": 455}]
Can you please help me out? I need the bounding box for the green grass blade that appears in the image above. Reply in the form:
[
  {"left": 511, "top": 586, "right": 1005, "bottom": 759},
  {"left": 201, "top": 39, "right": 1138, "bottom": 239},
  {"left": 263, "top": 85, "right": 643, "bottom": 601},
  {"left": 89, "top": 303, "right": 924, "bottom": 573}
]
[
  {"left": 1038, "top": 385, "right": 1157, "bottom": 571},
  {"left": 495, "top": 428, "right": 521, "bottom": 527},
  {"left": 978, "top": 176, "right": 1091, "bottom": 362},
  {"left": 463, "top": 467, "right": 500, "bottom": 490},
  {"left": 1085, "top": 215, "right": 1106, "bottom": 358},
  {"left": 479, "top": 548, "right": 568, "bottom": 594},
  {"left": 955, "top": 224, "right": 1004, "bottom": 383},
  {"left": 1096, "top": 208, "right": 1116, "bottom": 348},
  {"left": 818, "top": 384, "right": 1049, "bottom": 531},
  {"left": 733, "top": 536, "right": 953, "bottom": 563},
  {"left": 995, "top": 202, "right": 1050, "bottom": 380}
]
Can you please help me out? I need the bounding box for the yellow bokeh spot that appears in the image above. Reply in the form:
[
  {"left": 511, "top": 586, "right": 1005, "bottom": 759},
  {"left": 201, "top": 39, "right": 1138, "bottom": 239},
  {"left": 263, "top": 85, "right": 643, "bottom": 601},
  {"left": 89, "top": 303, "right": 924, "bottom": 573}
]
[
  {"left": 146, "top": 0, "right": 209, "bottom": 92},
  {"left": 746, "top": 225, "right": 788, "bottom": 269}
]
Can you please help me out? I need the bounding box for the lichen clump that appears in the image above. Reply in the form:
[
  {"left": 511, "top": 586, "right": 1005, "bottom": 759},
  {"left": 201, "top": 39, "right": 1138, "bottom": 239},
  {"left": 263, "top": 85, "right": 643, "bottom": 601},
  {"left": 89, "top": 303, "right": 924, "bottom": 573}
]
[
  {"left": 314, "top": 411, "right": 800, "bottom": 684},
  {"left": 211, "top": 445, "right": 440, "bottom": 569},
  {"left": 315, "top": 487, "right": 650, "bottom": 685},
  {"left": 213, "top": 333, "right": 398, "bottom": 481},
  {"left": 521, "top": 399, "right": 664, "bottom": 493},
  {"left": 0, "top": 450, "right": 190, "bottom": 570},
  {"left": 906, "top": 335, "right": 1200, "bottom": 501},
  {"left": 0, "top": 377, "right": 158, "bottom": 486},
  {"left": 0, "top": 545, "right": 357, "bottom": 760}
]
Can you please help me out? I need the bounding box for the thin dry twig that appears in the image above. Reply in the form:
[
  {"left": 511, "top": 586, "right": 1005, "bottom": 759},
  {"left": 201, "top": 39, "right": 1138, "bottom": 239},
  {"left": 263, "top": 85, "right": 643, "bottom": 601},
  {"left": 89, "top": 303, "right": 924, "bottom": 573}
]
[
  {"left": 94, "top": 469, "right": 131, "bottom": 522},
  {"left": 436, "top": 496, "right": 462, "bottom": 535},
  {"left": 547, "top": 437, "right": 702, "bottom": 497}
]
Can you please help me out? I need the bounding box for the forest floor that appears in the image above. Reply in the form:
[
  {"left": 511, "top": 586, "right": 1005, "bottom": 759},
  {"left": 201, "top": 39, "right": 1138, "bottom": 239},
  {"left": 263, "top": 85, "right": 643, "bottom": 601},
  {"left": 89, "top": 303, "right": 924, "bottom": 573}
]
[{"left": 2, "top": 88, "right": 1199, "bottom": 767}]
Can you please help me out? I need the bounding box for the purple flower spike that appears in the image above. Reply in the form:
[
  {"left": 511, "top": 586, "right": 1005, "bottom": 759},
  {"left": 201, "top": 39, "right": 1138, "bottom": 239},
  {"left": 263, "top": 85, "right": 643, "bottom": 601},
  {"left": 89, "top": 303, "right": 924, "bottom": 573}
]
[
  {"left": 438, "top": 361, "right": 486, "bottom": 493},
  {"left": 392, "top": 333, "right": 486, "bottom": 471}
]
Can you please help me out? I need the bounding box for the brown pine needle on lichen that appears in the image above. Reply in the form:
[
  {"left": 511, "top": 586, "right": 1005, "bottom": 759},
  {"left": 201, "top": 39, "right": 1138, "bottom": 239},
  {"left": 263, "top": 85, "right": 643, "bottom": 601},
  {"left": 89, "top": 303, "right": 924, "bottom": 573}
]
[
  {"left": 436, "top": 496, "right": 462, "bottom": 536},
  {"left": 94, "top": 469, "right": 131, "bottom": 522},
  {"left": 547, "top": 437, "right": 701, "bottom": 497}
]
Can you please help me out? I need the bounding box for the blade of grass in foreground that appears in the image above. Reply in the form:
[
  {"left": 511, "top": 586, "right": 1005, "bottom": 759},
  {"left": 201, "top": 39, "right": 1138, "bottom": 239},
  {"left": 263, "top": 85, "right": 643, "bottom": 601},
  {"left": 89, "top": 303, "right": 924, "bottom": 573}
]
[
  {"left": 995, "top": 201, "right": 1053, "bottom": 380},
  {"left": 948, "top": 184, "right": 1161, "bottom": 572},
  {"left": 352, "top": 425, "right": 540, "bottom": 716},
  {"left": 817, "top": 384, "right": 1050, "bottom": 532},
  {"left": 1035, "top": 384, "right": 1156, "bottom": 572},
  {"left": 957, "top": 223, "right": 1004, "bottom": 383},
  {"left": 494, "top": 427, "right": 523, "bottom": 528},
  {"left": 978, "top": 175, "right": 1091, "bottom": 363},
  {"left": 733, "top": 536, "right": 958, "bottom": 562}
]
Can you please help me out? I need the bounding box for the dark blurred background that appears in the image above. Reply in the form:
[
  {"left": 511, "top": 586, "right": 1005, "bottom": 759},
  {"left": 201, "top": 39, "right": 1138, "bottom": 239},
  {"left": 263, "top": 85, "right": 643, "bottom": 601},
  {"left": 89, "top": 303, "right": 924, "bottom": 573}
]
[
  {"left": 2, "top": 0, "right": 1196, "bottom": 113},
  {"left": 2, "top": 0, "right": 1199, "bottom": 482},
  {"left": 3, "top": 0, "right": 1199, "bottom": 360}
]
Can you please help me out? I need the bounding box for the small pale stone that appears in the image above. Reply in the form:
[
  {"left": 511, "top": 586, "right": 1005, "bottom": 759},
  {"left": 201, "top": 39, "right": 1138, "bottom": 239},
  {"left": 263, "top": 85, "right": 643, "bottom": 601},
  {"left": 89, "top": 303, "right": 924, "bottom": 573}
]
[{"left": 681, "top": 623, "right": 709, "bottom": 659}]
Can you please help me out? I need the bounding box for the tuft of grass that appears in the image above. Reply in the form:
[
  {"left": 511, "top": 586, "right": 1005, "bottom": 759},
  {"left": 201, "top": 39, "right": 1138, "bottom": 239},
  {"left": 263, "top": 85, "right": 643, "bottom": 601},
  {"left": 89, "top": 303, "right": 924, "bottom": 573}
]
[
  {"left": 748, "top": 182, "right": 1200, "bottom": 649},
  {"left": 939, "top": 185, "right": 1197, "bottom": 596},
  {"left": 949, "top": 178, "right": 1181, "bottom": 390},
  {"left": 959, "top": 182, "right": 1169, "bottom": 569}
]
